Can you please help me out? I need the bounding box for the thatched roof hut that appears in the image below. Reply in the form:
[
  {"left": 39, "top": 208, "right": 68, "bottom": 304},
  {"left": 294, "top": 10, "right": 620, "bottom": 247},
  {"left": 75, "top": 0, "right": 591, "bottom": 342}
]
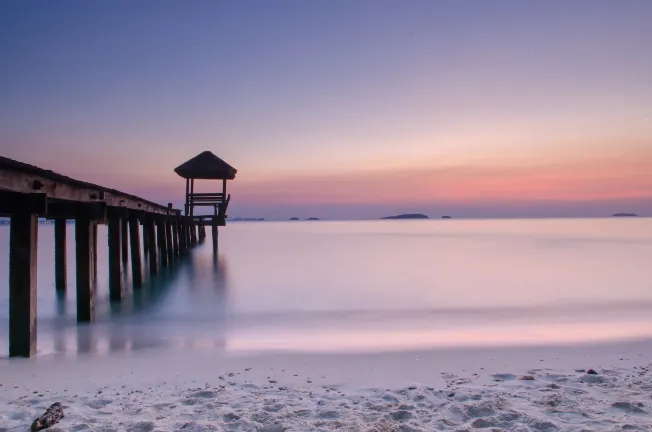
[{"left": 174, "top": 151, "right": 237, "bottom": 180}]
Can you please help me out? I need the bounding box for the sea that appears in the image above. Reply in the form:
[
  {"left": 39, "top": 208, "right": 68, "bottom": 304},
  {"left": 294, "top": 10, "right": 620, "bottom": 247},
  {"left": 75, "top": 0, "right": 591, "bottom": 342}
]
[{"left": 0, "top": 218, "right": 651, "bottom": 358}]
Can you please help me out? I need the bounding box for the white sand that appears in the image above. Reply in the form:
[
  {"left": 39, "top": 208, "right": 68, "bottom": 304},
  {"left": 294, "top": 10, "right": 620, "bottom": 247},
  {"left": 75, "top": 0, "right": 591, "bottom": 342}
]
[{"left": 1, "top": 340, "right": 652, "bottom": 431}]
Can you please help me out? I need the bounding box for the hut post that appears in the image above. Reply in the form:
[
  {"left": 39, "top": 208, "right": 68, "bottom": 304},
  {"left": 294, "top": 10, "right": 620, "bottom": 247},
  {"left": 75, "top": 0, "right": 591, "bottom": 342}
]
[
  {"left": 9, "top": 207, "right": 39, "bottom": 357},
  {"left": 211, "top": 221, "right": 218, "bottom": 253},
  {"left": 189, "top": 179, "right": 195, "bottom": 217},
  {"left": 107, "top": 211, "right": 124, "bottom": 302},
  {"left": 185, "top": 178, "right": 190, "bottom": 216},
  {"left": 129, "top": 213, "right": 143, "bottom": 287},
  {"left": 54, "top": 218, "right": 67, "bottom": 292}
]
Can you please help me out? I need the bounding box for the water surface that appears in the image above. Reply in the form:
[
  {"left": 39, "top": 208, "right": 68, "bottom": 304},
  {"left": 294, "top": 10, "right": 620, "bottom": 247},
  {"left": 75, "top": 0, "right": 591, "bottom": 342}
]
[{"left": 0, "top": 218, "right": 651, "bottom": 357}]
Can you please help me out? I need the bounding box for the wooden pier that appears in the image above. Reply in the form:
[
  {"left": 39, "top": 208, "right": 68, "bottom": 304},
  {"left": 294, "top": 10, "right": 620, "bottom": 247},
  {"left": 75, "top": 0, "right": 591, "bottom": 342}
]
[{"left": 1, "top": 153, "right": 236, "bottom": 357}]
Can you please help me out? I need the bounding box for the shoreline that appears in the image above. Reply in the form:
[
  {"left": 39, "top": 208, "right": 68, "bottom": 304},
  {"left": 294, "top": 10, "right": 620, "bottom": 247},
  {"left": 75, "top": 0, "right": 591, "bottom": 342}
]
[{"left": 2, "top": 339, "right": 651, "bottom": 430}]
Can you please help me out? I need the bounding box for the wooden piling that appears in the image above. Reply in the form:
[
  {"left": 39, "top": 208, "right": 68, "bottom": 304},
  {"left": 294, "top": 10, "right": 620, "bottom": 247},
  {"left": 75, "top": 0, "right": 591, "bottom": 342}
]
[
  {"left": 108, "top": 215, "right": 124, "bottom": 301},
  {"left": 172, "top": 220, "right": 179, "bottom": 255},
  {"left": 92, "top": 223, "right": 98, "bottom": 283},
  {"left": 76, "top": 218, "right": 96, "bottom": 322},
  {"left": 145, "top": 217, "right": 158, "bottom": 275},
  {"left": 157, "top": 219, "right": 168, "bottom": 267},
  {"left": 165, "top": 219, "right": 174, "bottom": 262},
  {"left": 191, "top": 223, "right": 198, "bottom": 245},
  {"left": 54, "top": 219, "right": 67, "bottom": 292},
  {"left": 142, "top": 222, "right": 149, "bottom": 258},
  {"left": 129, "top": 217, "right": 143, "bottom": 287},
  {"left": 121, "top": 217, "right": 129, "bottom": 264},
  {"left": 211, "top": 224, "right": 218, "bottom": 253},
  {"left": 9, "top": 212, "right": 38, "bottom": 357}
]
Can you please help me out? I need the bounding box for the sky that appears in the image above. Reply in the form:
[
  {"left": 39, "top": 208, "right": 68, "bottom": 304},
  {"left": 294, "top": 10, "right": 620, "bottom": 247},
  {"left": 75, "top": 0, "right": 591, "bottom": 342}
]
[{"left": 1, "top": 0, "right": 651, "bottom": 219}]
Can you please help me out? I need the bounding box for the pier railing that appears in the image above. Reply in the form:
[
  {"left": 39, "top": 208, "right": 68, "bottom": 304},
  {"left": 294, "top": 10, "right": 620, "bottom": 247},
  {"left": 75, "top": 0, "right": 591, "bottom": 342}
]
[{"left": 0, "top": 156, "right": 208, "bottom": 357}]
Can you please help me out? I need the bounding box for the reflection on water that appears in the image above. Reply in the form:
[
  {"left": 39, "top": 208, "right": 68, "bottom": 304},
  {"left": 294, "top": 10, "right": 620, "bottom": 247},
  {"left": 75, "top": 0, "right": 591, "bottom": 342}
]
[{"left": 0, "top": 218, "right": 652, "bottom": 357}]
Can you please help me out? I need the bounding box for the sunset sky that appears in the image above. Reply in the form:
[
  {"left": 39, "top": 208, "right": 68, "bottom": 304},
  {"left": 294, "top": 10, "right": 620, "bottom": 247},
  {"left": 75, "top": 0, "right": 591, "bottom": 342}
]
[{"left": 1, "top": 0, "right": 651, "bottom": 219}]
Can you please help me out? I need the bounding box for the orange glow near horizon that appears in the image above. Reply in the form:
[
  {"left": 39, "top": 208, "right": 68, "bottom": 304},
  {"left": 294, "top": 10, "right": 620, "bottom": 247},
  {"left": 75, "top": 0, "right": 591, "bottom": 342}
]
[{"left": 228, "top": 150, "right": 652, "bottom": 206}]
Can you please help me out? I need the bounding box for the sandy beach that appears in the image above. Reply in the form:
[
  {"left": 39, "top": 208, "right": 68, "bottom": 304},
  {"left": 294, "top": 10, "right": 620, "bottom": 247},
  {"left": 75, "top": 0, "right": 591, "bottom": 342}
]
[{"left": 2, "top": 340, "right": 651, "bottom": 431}]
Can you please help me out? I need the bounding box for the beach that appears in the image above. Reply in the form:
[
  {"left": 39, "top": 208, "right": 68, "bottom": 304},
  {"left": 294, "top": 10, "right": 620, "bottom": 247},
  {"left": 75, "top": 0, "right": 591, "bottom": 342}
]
[{"left": 2, "top": 340, "right": 652, "bottom": 431}]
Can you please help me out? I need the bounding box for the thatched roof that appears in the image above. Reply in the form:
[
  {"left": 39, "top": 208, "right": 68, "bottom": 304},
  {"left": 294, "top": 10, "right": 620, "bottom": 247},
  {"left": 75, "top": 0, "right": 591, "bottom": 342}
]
[{"left": 174, "top": 151, "right": 237, "bottom": 180}]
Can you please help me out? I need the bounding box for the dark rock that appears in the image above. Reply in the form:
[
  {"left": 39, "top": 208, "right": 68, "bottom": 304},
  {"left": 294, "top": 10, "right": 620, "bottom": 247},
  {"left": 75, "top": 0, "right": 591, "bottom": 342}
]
[
  {"left": 306, "top": 217, "right": 320, "bottom": 221},
  {"left": 587, "top": 369, "right": 598, "bottom": 375},
  {"left": 519, "top": 375, "right": 536, "bottom": 381},
  {"left": 390, "top": 410, "right": 413, "bottom": 421},
  {"left": 31, "top": 403, "right": 64, "bottom": 432},
  {"left": 289, "top": 217, "right": 300, "bottom": 221}
]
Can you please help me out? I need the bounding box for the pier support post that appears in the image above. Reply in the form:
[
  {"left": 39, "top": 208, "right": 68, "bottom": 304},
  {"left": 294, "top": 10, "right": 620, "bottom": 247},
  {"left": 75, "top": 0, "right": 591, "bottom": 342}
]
[
  {"left": 92, "top": 223, "right": 98, "bottom": 283},
  {"left": 157, "top": 218, "right": 168, "bottom": 267},
  {"left": 142, "top": 222, "right": 149, "bottom": 258},
  {"left": 76, "top": 217, "right": 96, "bottom": 322},
  {"left": 191, "top": 223, "right": 198, "bottom": 245},
  {"left": 54, "top": 218, "right": 67, "bottom": 292},
  {"left": 121, "top": 217, "right": 129, "bottom": 265},
  {"left": 179, "top": 220, "right": 186, "bottom": 252},
  {"left": 172, "top": 220, "right": 179, "bottom": 256},
  {"left": 211, "top": 224, "right": 218, "bottom": 254},
  {"left": 145, "top": 216, "right": 158, "bottom": 275},
  {"left": 129, "top": 216, "right": 143, "bottom": 287},
  {"left": 108, "top": 214, "right": 124, "bottom": 301},
  {"left": 165, "top": 219, "right": 174, "bottom": 263},
  {"left": 9, "top": 211, "right": 38, "bottom": 357}
]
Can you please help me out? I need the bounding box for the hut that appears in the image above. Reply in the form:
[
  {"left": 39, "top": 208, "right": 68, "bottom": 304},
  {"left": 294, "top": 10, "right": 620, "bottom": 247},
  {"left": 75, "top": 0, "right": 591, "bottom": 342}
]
[{"left": 174, "top": 151, "right": 237, "bottom": 226}]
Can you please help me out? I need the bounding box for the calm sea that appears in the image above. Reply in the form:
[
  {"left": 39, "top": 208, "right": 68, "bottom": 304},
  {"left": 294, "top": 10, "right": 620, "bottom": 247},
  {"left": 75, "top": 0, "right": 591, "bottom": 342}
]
[{"left": 1, "top": 218, "right": 651, "bottom": 358}]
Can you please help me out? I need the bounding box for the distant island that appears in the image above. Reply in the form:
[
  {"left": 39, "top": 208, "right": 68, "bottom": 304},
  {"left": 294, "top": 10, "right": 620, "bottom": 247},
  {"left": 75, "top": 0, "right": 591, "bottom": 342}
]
[
  {"left": 229, "top": 217, "right": 265, "bottom": 221},
  {"left": 442, "top": 216, "right": 452, "bottom": 219},
  {"left": 612, "top": 213, "right": 638, "bottom": 217},
  {"left": 381, "top": 214, "right": 429, "bottom": 220},
  {"left": 289, "top": 217, "right": 300, "bottom": 221},
  {"left": 306, "top": 217, "right": 320, "bottom": 221}
]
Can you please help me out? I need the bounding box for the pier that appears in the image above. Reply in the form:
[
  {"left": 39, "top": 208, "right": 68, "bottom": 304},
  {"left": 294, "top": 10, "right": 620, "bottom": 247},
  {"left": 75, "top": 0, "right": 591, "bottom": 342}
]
[{"left": 0, "top": 152, "right": 236, "bottom": 357}]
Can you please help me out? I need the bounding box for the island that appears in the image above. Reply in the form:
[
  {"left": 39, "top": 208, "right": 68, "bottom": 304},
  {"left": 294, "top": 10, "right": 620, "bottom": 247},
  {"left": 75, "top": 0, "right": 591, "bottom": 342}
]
[
  {"left": 306, "top": 217, "right": 320, "bottom": 221},
  {"left": 381, "top": 214, "right": 429, "bottom": 220},
  {"left": 441, "top": 216, "right": 452, "bottom": 219},
  {"left": 289, "top": 217, "right": 300, "bottom": 221},
  {"left": 612, "top": 213, "right": 638, "bottom": 217},
  {"left": 229, "top": 217, "right": 265, "bottom": 222}
]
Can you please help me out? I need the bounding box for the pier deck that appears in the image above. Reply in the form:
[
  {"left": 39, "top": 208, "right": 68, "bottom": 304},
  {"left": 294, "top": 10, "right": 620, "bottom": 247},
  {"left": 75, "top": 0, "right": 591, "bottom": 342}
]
[{"left": 0, "top": 156, "right": 209, "bottom": 357}]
